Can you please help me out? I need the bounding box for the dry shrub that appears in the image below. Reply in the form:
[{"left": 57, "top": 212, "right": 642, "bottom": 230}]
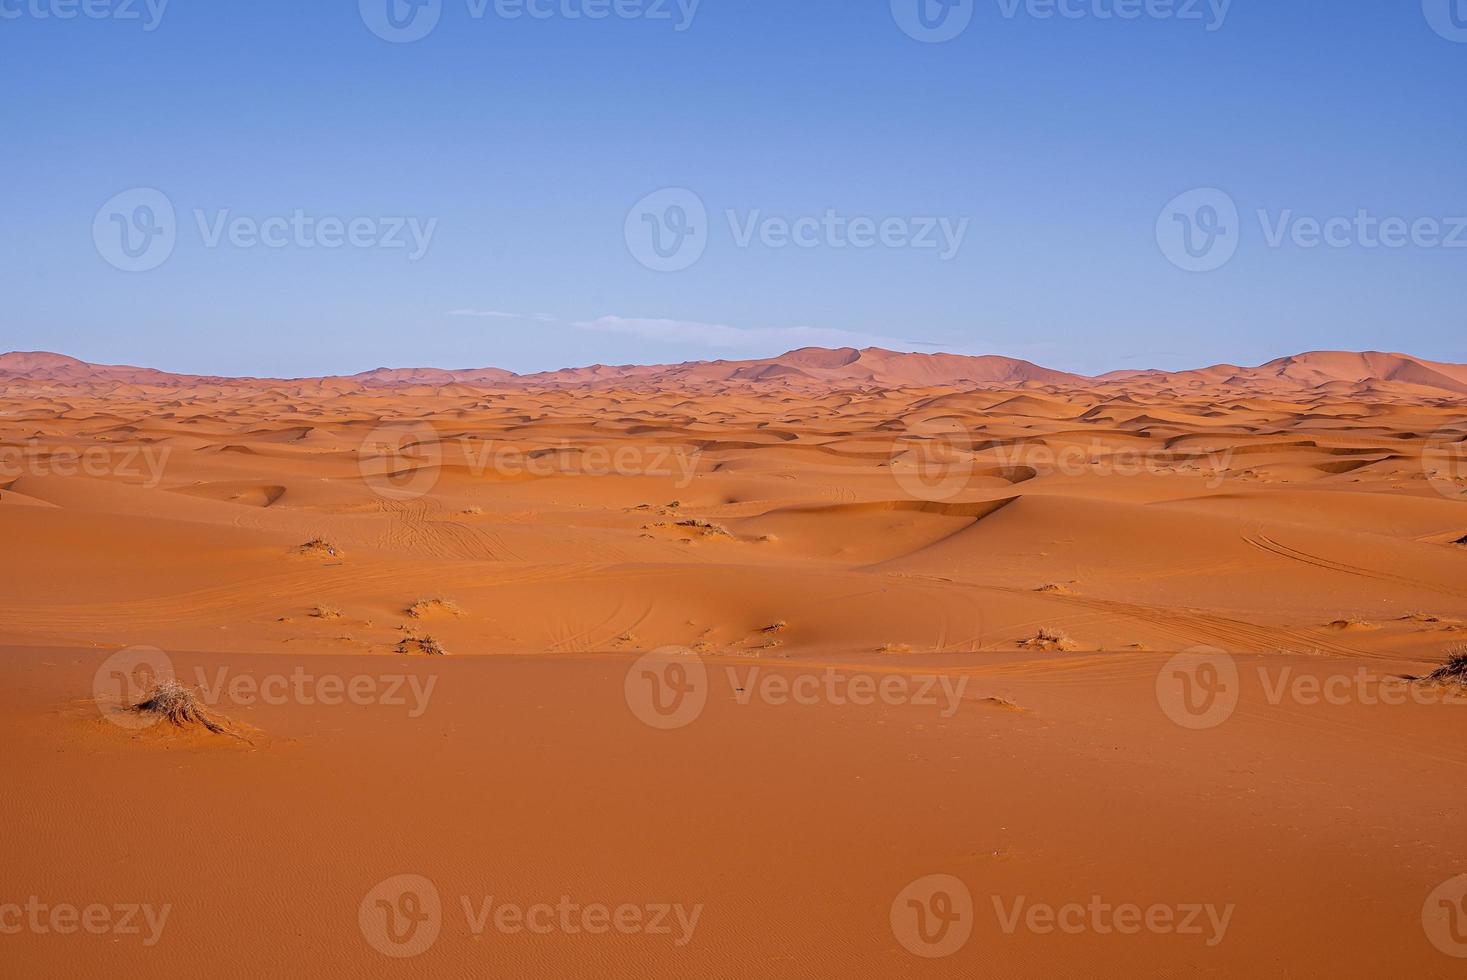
[
  {"left": 133, "top": 680, "right": 246, "bottom": 739},
  {"left": 406, "top": 597, "right": 463, "bottom": 619}
]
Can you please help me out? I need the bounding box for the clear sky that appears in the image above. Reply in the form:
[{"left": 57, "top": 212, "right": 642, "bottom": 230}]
[{"left": 3, "top": 0, "right": 1465, "bottom": 377}]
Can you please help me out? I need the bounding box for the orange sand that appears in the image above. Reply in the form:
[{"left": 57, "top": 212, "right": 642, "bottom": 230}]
[{"left": 2, "top": 348, "right": 1466, "bottom": 976}]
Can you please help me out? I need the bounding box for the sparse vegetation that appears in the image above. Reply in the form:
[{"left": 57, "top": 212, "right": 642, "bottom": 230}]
[
  {"left": 397, "top": 634, "right": 447, "bottom": 656},
  {"left": 132, "top": 680, "right": 245, "bottom": 739},
  {"left": 406, "top": 597, "right": 463, "bottom": 619},
  {"left": 1020, "top": 627, "right": 1078, "bottom": 652},
  {"left": 675, "top": 518, "right": 731, "bottom": 537},
  {"left": 1426, "top": 646, "right": 1467, "bottom": 684},
  {"left": 296, "top": 537, "right": 340, "bottom": 558}
]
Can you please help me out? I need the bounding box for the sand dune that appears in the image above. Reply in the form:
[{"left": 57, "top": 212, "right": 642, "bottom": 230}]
[{"left": 2, "top": 347, "right": 1466, "bottom": 976}]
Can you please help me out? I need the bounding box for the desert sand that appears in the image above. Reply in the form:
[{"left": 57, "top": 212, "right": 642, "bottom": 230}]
[{"left": 2, "top": 346, "right": 1466, "bottom": 977}]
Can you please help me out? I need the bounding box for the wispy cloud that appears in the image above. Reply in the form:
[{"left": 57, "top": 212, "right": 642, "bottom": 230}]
[
  {"left": 448, "top": 309, "right": 917, "bottom": 351},
  {"left": 569, "top": 316, "right": 912, "bottom": 351},
  {"left": 448, "top": 308, "right": 558, "bottom": 323}
]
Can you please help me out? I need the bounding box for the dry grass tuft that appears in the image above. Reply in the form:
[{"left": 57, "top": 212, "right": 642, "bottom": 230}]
[
  {"left": 675, "top": 518, "right": 731, "bottom": 537},
  {"left": 1020, "top": 627, "right": 1078, "bottom": 652},
  {"left": 406, "top": 597, "right": 463, "bottom": 619},
  {"left": 297, "top": 537, "right": 340, "bottom": 558},
  {"left": 133, "top": 680, "right": 245, "bottom": 738},
  {"left": 397, "top": 634, "right": 447, "bottom": 656},
  {"left": 1426, "top": 646, "right": 1467, "bottom": 684}
]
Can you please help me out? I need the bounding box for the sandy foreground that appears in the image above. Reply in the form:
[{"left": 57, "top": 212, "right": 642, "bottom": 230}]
[{"left": 2, "top": 376, "right": 1466, "bottom": 977}]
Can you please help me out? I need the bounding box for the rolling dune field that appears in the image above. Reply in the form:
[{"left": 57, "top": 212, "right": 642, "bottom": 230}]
[{"left": 2, "top": 352, "right": 1466, "bottom": 976}]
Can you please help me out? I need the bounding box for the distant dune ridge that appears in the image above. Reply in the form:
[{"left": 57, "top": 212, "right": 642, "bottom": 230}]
[{"left": 3, "top": 347, "right": 1467, "bottom": 395}]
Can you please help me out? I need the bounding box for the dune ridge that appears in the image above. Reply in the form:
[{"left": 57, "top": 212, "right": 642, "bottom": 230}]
[{"left": 7, "top": 346, "right": 1467, "bottom": 397}]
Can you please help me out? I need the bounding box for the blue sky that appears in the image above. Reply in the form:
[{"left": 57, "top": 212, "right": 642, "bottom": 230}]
[{"left": 3, "top": 0, "right": 1465, "bottom": 377}]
